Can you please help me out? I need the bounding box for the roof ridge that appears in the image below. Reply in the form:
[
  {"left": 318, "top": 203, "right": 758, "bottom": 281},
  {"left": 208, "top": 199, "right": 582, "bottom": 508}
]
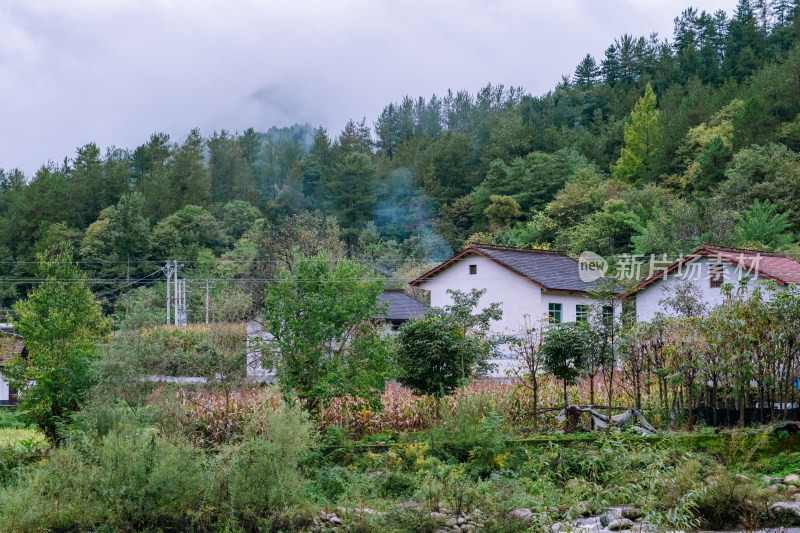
[
  {"left": 468, "top": 243, "right": 569, "bottom": 256},
  {"left": 699, "top": 242, "right": 786, "bottom": 258}
]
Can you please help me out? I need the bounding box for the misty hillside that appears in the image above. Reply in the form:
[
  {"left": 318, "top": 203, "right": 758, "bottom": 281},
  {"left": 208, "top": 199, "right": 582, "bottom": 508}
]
[{"left": 2, "top": 1, "right": 800, "bottom": 315}]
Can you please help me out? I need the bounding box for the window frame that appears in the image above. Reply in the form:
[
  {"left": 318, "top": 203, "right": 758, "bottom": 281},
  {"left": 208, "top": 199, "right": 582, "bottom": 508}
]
[
  {"left": 469, "top": 264, "right": 477, "bottom": 275},
  {"left": 548, "top": 303, "right": 562, "bottom": 323},
  {"left": 576, "top": 304, "right": 590, "bottom": 323}
]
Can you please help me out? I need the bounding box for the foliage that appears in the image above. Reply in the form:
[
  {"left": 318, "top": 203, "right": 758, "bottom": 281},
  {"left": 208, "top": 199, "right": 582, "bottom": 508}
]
[
  {"left": 735, "top": 198, "right": 794, "bottom": 249},
  {"left": 3, "top": 246, "right": 110, "bottom": 442},
  {"left": 262, "top": 256, "right": 392, "bottom": 411},
  {"left": 541, "top": 322, "right": 588, "bottom": 410},
  {"left": 396, "top": 315, "right": 466, "bottom": 403},
  {"left": 612, "top": 84, "right": 662, "bottom": 183},
  {"left": 0, "top": 398, "right": 315, "bottom": 532}
]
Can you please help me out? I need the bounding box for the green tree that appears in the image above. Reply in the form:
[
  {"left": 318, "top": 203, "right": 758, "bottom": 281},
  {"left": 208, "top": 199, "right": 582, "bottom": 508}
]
[
  {"left": 326, "top": 151, "right": 375, "bottom": 245},
  {"left": 575, "top": 54, "right": 601, "bottom": 87},
  {"left": 541, "top": 322, "right": 588, "bottom": 415},
  {"left": 484, "top": 194, "right": 520, "bottom": 233},
  {"left": 221, "top": 200, "right": 261, "bottom": 240},
  {"left": 151, "top": 205, "right": 227, "bottom": 259},
  {"left": 3, "top": 245, "right": 110, "bottom": 442},
  {"left": 432, "top": 288, "right": 503, "bottom": 378},
  {"left": 735, "top": 198, "right": 794, "bottom": 248},
  {"left": 261, "top": 257, "right": 391, "bottom": 412},
  {"left": 396, "top": 315, "right": 468, "bottom": 419},
  {"left": 108, "top": 191, "right": 151, "bottom": 261},
  {"left": 611, "top": 84, "right": 662, "bottom": 183}
]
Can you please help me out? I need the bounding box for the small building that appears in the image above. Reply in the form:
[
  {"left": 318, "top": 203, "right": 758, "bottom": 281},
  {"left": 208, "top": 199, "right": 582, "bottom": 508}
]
[
  {"left": 624, "top": 243, "right": 800, "bottom": 322},
  {"left": 410, "top": 244, "right": 614, "bottom": 335},
  {"left": 374, "top": 289, "right": 430, "bottom": 330},
  {"left": 246, "top": 289, "right": 429, "bottom": 381},
  {"left": 0, "top": 323, "right": 22, "bottom": 406}
]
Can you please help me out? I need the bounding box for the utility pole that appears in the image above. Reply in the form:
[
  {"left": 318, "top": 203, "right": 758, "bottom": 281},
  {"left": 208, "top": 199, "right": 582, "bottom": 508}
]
[
  {"left": 165, "top": 261, "right": 171, "bottom": 326},
  {"left": 125, "top": 259, "right": 130, "bottom": 324},
  {"left": 204, "top": 280, "right": 215, "bottom": 324},
  {"left": 173, "top": 260, "right": 178, "bottom": 326}
]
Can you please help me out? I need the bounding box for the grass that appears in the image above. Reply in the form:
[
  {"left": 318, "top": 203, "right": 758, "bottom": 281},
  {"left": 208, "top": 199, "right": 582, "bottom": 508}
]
[{"left": 0, "top": 428, "right": 45, "bottom": 448}]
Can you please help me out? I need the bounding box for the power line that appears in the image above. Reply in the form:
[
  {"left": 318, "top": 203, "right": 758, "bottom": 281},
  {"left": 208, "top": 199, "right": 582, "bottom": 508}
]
[{"left": 94, "top": 268, "right": 165, "bottom": 297}]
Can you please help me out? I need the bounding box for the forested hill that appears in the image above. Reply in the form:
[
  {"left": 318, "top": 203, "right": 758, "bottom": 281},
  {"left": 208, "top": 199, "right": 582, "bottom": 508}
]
[{"left": 2, "top": 0, "right": 800, "bottom": 314}]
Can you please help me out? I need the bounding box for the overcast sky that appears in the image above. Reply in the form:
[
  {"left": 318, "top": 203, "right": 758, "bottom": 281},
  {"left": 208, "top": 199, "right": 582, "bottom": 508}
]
[{"left": 1, "top": 0, "right": 739, "bottom": 176}]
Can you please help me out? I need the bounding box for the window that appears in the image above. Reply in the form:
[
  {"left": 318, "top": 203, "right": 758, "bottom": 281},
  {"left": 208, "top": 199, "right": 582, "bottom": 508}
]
[
  {"left": 708, "top": 262, "right": 724, "bottom": 288},
  {"left": 469, "top": 264, "right": 477, "bottom": 275},
  {"left": 603, "top": 305, "right": 614, "bottom": 325},
  {"left": 548, "top": 303, "right": 562, "bottom": 323},
  {"left": 576, "top": 304, "right": 590, "bottom": 323}
]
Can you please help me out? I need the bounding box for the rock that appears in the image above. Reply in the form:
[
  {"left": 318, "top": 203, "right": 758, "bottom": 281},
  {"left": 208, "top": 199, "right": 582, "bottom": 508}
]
[
  {"left": 550, "top": 522, "right": 563, "bottom": 533},
  {"left": 395, "top": 500, "right": 421, "bottom": 512},
  {"left": 434, "top": 530, "right": 450, "bottom": 533},
  {"left": 573, "top": 517, "right": 602, "bottom": 529},
  {"left": 457, "top": 517, "right": 466, "bottom": 524},
  {"left": 445, "top": 517, "right": 459, "bottom": 526},
  {"left": 620, "top": 507, "right": 643, "bottom": 520},
  {"left": 771, "top": 501, "right": 800, "bottom": 517},
  {"left": 599, "top": 513, "right": 613, "bottom": 527},
  {"left": 356, "top": 507, "right": 377, "bottom": 516},
  {"left": 431, "top": 512, "right": 447, "bottom": 519},
  {"left": 608, "top": 518, "right": 635, "bottom": 531},
  {"left": 575, "top": 501, "right": 593, "bottom": 517},
  {"left": 764, "top": 475, "right": 774, "bottom": 484},
  {"left": 509, "top": 508, "right": 533, "bottom": 519},
  {"left": 786, "top": 474, "right": 800, "bottom": 486},
  {"left": 461, "top": 525, "right": 476, "bottom": 532},
  {"left": 329, "top": 515, "right": 342, "bottom": 525}
]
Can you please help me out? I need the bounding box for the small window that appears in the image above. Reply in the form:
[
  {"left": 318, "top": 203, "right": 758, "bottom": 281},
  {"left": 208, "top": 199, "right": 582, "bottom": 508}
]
[
  {"left": 576, "top": 304, "right": 590, "bottom": 323},
  {"left": 709, "top": 263, "right": 724, "bottom": 288},
  {"left": 548, "top": 303, "right": 562, "bottom": 323},
  {"left": 469, "top": 264, "right": 477, "bottom": 275},
  {"left": 602, "top": 305, "right": 614, "bottom": 325}
]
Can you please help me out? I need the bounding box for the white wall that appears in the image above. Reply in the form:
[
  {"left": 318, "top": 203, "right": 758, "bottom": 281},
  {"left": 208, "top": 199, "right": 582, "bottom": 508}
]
[
  {"left": 634, "top": 256, "right": 783, "bottom": 322},
  {"left": 417, "top": 254, "right": 603, "bottom": 335},
  {"left": 246, "top": 320, "right": 277, "bottom": 382},
  {"left": 419, "top": 254, "right": 543, "bottom": 334},
  {"left": 0, "top": 370, "right": 9, "bottom": 403}
]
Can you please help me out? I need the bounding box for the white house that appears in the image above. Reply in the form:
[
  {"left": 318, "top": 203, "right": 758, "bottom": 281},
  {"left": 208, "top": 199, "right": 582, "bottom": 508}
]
[
  {"left": 0, "top": 323, "right": 21, "bottom": 406},
  {"left": 409, "top": 244, "right": 614, "bottom": 336},
  {"left": 624, "top": 243, "right": 800, "bottom": 322}
]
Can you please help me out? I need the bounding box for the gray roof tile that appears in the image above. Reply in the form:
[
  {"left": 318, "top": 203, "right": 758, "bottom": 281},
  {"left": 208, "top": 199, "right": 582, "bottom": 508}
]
[
  {"left": 412, "top": 244, "right": 609, "bottom": 293},
  {"left": 374, "top": 290, "right": 429, "bottom": 320}
]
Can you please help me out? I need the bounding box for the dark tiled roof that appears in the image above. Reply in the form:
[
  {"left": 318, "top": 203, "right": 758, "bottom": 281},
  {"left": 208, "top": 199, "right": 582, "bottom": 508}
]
[
  {"left": 374, "top": 290, "right": 429, "bottom": 320},
  {"left": 411, "top": 244, "right": 608, "bottom": 293}
]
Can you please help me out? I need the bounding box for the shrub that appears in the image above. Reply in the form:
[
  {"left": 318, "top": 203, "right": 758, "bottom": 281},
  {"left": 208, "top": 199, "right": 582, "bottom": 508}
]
[{"left": 0, "top": 398, "right": 316, "bottom": 532}]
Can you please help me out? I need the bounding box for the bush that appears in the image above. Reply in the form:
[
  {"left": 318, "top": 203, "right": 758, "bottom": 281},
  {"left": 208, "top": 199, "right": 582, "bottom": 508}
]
[
  {"left": 0, "top": 409, "right": 28, "bottom": 429},
  {"left": 0, "top": 398, "right": 316, "bottom": 532}
]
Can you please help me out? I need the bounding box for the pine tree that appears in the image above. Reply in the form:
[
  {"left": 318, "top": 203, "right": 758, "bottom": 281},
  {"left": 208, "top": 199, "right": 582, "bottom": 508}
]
[
  {"left": 611, "top": 84, "right": 662, "bottom": 183},
  {"left": 601, "top": 45, "right": 621, "bottom": 84},
  {"left": 574, "top": 54, "right": 600, "bottom": 87}
]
